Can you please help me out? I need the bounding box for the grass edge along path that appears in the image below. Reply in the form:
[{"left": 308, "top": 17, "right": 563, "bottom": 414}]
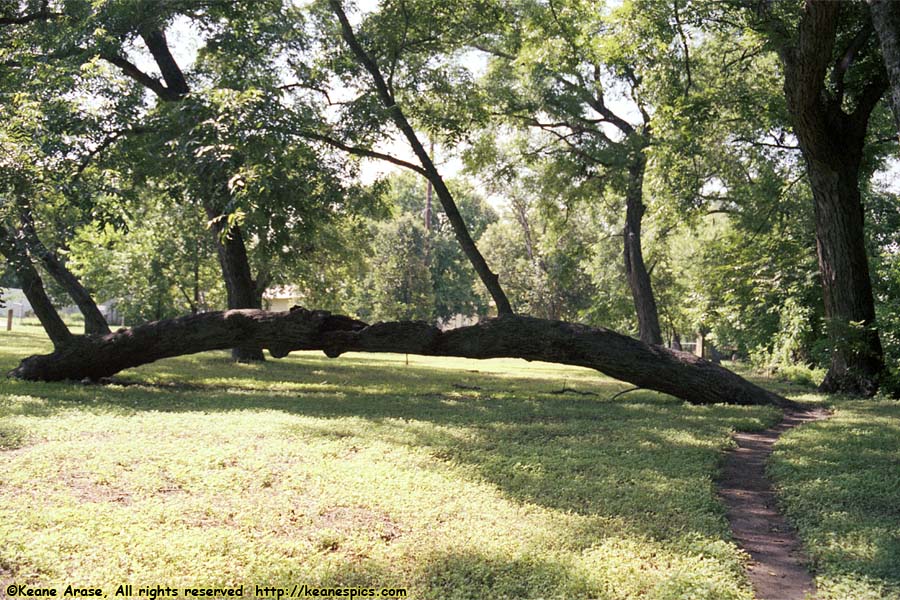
[{"left": 769, "top": 396, "right": 900, "bottom": 600}]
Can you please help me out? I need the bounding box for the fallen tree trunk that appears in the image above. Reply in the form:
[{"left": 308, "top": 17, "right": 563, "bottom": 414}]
[{"left": 9, "top": 307, "right": 794, "bottom": 408}]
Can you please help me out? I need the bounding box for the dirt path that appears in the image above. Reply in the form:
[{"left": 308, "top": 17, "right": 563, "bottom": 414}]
[{"left": 718, "top": 407, "right": 830, "bottom": 600}]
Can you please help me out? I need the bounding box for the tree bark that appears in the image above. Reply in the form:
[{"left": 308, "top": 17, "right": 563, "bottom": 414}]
[
  {"left": 17, "top": 203, "right": 110, "bottom": 336},
  {"left": 623, "top": 151, "right": 663, "bottom": 345},
  {"left": 868, "top": 0, "right": 900, "bottom": 137},
  {"left": 9, "top": 307, "right": 796, "bottom": 408},
  {"left": 806, "top": 156, "right": 883, "bottom": 395},
  {"left": 205, "top": 205, "right": 266, "bottom": 362},
  {"left": 775, "top": 0, "right": 886, "bottom": 395},
  {"left": 0, "top": 227, "right": 72, "bottom": 348},
  {"left": 127, "top": 28, "right": 265, "bottom": 361}
]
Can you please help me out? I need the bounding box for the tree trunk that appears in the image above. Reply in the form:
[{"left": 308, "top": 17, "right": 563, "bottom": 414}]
[
  {"left": 0, "top": 227, "right": 72, "bottom": 348},
  {"left": 783, "top": 99, "right": 885, "bottom": 395},
  {"left": 623, "top": 151, "right": 663, "bottom": 345},
  {"left": 17, "top": 206, "right": 110, "bottom": 336},
  {"left": 775, "top": 0, "right": 887, "bottom": 395},
  {"left": 9, "top": 307, "right": 795, "bottom": 408},
  {"left": 205, "top": 206, "right": 266, "bottom": 362},
  {"left": 868, "top": 0, "right": 900, "bottom": 137},
  {"left": 327, "top": 0, "right": 513, "bottom": 316},
  {"left": 807, "top": 157, "right": 883, "bottom": 395}
]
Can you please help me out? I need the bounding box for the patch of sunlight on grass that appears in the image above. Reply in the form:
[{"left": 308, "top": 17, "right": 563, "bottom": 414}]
[
  {"left": 2, "top": 324, "right": 889, "bottom": 599},
  {"left": 769, "top": 393, "right": 900, "bottom": 600}
]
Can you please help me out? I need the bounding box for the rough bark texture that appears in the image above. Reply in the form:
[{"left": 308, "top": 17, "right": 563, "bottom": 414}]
[
  {"left": 17, "top": 206, "right": 110, "bottom": 336},
  {"left": 10, "top": 307, "right": 796, "bottom": 409},
  {"left": 205, "top": 205, "right": 265, "bottom": 362},
  {"left": 327, "top": 0, "right": 513, "bottom": 316},
  {"left": 868, "top": 0, "right": 900, "bottom": 137},
  {"left": 806, "top": 157, "right": 883, "bottom": 394},
  {"left": 777, "top": 0, "right": 886, "bottom": 395},
  {"left": 623, "top": 151, "right": 662, "bottom": 346},
  {"left": 0, "top": 227, "right": 72, "bottom": 348}
]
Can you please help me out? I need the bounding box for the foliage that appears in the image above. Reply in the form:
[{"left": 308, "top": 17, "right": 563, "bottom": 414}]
[
  {"left": 144, "top": 88, "right": 383, "bottom": 293},
  {"left": 865, "top": 186, "right": 900, "bottom": 395},
  {"left": 362, "top": 213, "right": 436, "bottom": 322},
  {"left": 480, "top": 199, "right": 598, "bottom": 323},
  {"left": 380, "top": 173, "right": 496, "bottom": 321},
  {"left": 683, "top": 208, "right": 824, "bottom": 364},
  {"left": 67, "top": 195, "right": 225, "bottom": 324}
]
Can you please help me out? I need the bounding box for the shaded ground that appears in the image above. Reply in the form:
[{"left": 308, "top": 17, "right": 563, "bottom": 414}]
[
  {"left": 720, "top": 407, "right": 830, "bottom": 600},
  {"left": 0, "top": 325, "right": 774, "bottom": 599},
  {"left": 4, "top": 325, "right": 899, "bottom": 598}
]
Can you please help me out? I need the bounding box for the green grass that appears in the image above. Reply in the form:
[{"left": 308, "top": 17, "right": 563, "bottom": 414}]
[
  {"left": 0, "top": 324, "right": 896, "bottom": 599},
  {"left": 769, "top": 395, "right": 900, "bottom": 600},
  {"left": 717, "top": 367, "right": 900, "bottom": 599}
]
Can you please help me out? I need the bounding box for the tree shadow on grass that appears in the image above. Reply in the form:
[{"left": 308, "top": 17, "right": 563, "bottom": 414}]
[
  {"left": 248, "top": 546, "right": 597, "bottom": 600},
  {"left": 1, "top": 352, "right": 778, "bottom": 502},
  {"left": 0, "top": 351, "right": 781, "bottom": 575}
]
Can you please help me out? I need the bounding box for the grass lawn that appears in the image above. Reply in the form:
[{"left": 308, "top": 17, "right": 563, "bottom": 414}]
[{"left": 0, "top": 323, "right": 898, "bottom": 599}]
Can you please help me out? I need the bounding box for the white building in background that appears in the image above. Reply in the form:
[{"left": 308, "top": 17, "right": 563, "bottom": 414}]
[
  {"left": 263, "top": 285, "right": 305, "bottom": 313},
  {"left": 1, "top": 288, "right": 32, "bottom": 318}
]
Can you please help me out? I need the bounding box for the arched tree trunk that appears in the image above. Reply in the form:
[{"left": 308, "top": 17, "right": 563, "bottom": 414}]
[{"left": 9, "top": 307, "right": 796, "bottom": 410}]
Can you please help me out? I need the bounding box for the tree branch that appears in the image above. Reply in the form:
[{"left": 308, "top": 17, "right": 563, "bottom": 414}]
[
  {"left": 852, "top": 72, "right": 889, "bottom": 127},
  {"left": 74, "top": 126, "right": 148, "bottom": 177},
  {"left": 327, "top": 0, "right": 513, "bottom": 315},
  {"left": 831, "top": 22, "right": 874, "bottom": 104},
  {"left": 140, "top": 29, "right": 190, "bottom": 98},
  {"left": 0, "top": 10, "right": 63, "bottom": 26},
  {"left": 101, "top": 53, "right": 179, "bottom": 101},
  {"left": 673, "top": 0, "right": 693, "bottom": 98},
  {"left": 298, "top": 130, "right": 427, "bottom": 175}
]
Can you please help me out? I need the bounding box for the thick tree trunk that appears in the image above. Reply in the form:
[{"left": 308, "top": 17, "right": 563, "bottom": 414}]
[
  {"left": 807, "top": 158, "right": 883, "bottom": 395},
  {"left": 9, "top": 307, "right": 795, "bottom": 408},
  {"left": 783, "top": 97, "right": 885, "bottom": 395},
  {"left": 17, "top": 207, "right": 110, "bottom": 336},
  {"left": 623, "top": 152, "right": 663, "bottom": 346},
  {"left": 776, "top": 0, "right": 886, "bottom": 395},
  {"left": 205, "top": 206, "right": 265, "bottom": 362},
  {"left": 868, "top": 0, "right": 900, "bottom": 137},
  {"left": 0, "top": 227, "right": 72, "bottom": 348}
]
